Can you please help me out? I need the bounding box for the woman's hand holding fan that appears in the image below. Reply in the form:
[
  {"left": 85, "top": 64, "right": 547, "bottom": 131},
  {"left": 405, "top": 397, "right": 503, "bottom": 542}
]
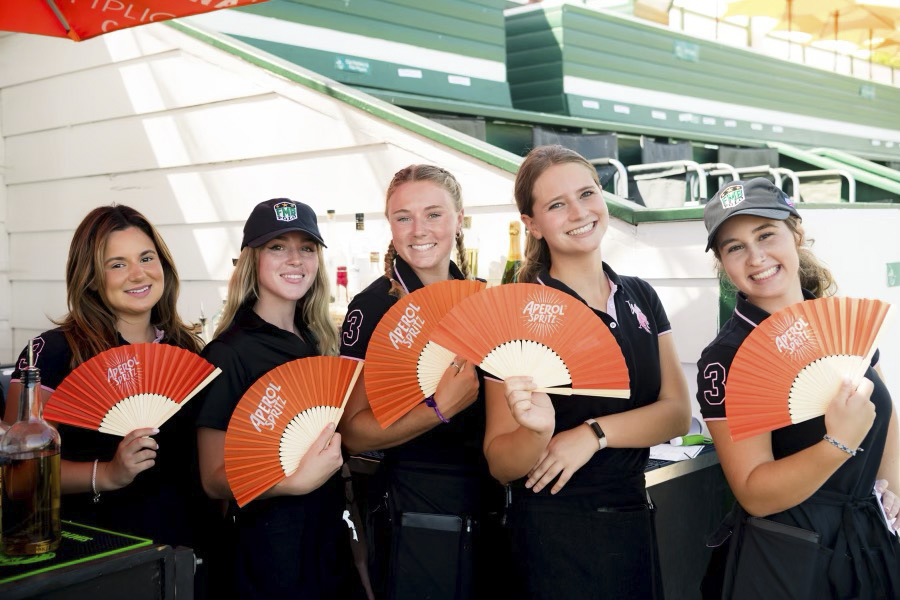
[
  {"left": 504, "top": 376, "right": 555, "bottom": 436},
  {"left": 275, "top": 423, "right": 343, "bottom": 496},
  {"left": 101, "top": 426, "right": 160, "bottom": 491},
  {"left": 430, "top": 355, "right": 479, "bottom": 421}
]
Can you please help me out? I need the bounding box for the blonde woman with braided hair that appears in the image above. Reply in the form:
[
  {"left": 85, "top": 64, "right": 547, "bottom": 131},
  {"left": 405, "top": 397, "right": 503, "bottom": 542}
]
[{"left": 339, "top": 165, "right": 511, "bottom": 600}]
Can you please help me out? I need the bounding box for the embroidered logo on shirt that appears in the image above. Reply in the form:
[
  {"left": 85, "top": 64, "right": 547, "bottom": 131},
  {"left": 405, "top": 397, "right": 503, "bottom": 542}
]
[
  {"left": 17, "top": 337, "right": 45, "bottom": 371},
  {"left": 521, "top": 290, "right": 566, "bottom": 336},
  {"left": 273, "top": 201, "right": 298, "bottom": 222},
  {"left": 626, "top": 300, "right": 652, "bottom": 334},
  {"left": 342, "top": 309, "right": 364, "bottom": 347}
]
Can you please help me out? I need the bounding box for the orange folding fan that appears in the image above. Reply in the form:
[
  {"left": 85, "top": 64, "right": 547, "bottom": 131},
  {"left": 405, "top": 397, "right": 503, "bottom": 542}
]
[
  {"left": 364, "top": 279, "right": 486, "bottom": 428},
  {"left": 44, "top": 343, "right": 221, "bottom": 435},
  {"left": 430, "top": 283, "right": 630, "bottom": 397},
  {"left": 725, "top": 296, "right": 896, "bottom": 441},
  {"left": 224, "top": 357, "right": 362, "bottom": 507}
]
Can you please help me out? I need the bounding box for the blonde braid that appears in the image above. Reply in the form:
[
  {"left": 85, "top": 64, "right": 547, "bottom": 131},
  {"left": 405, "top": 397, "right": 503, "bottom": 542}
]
[
  {"left": 454, "top": 231, "right": 471, "bottom": 279},
  {"left": 383, "top": 241, "right": 405, "bottom": 298}
]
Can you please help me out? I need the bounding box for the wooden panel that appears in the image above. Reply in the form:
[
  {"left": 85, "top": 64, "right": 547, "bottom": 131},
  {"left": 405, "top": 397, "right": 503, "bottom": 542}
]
[
  {"left": 0, "top": 28, "right": 175, "bottom": 88},
  {"left": 0, "top": 275, "right": 10, "bottom": 322},
  {"left": 1, "top": 51, "right": 267, "bottom": 136},
  {"left": 6, "top": 144, "right": 513, "bottom": 233},
  {"left": 4, "top": 95, "right": 382, "bottom": 184},
  {"left": 10, "top": 282, "right": 67, "bottom": 331}
]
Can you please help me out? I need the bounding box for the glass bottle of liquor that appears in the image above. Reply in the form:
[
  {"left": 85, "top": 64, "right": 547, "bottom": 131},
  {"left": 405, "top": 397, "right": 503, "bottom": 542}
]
[
  {"left": 461, "top": 215, "right": 479, "bottom": 278},
  {"left": 0, "top": 340, "right": 62, "bottom": 555},
  {"left": 501, "top": 221, "right": 522, "bottom": 284}
]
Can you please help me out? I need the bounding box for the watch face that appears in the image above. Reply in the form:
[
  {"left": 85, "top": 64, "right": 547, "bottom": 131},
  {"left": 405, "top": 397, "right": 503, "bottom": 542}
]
[{"left": 587, "top": 420, "right": 605, "bottom": 441}]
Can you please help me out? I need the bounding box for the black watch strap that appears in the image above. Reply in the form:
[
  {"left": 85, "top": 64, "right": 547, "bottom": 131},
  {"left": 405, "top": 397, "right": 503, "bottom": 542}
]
[{"left": 585, "top": 419, "right": 608, "bottom": 450}]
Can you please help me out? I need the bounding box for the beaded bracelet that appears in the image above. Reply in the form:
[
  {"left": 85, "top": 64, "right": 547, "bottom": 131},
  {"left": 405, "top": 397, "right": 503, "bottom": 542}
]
[
  {"left": 91, "top": 459, "right": 101, "bottom": 503},
  {"left": 823, "top": 434, "right": 863, "bottom": 457}
]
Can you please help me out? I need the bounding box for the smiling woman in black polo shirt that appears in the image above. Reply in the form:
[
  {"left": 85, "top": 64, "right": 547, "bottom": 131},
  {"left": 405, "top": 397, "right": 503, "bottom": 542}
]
[
  {"left": 339, "top": 165, "right": 508, "bottom": 600},
  {"left": 696, "top": 178, "right": 899, "bottom": 599},
  {"left": 195, "top": 198, "right": 361, "bottom": 599},
  {"left": 483, "top": 145, "right": 692, "bottom": 599}
]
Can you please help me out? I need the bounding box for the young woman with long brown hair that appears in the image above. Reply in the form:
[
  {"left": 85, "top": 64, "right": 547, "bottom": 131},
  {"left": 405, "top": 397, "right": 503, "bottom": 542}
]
[
  {"left": 5, "top": 204, "right": 203, "bottom": 546},
  {"left": 697, "top": 178, "right": 899, "bottom": 599},
  {"left": 483, "top": 145, "right": 691, "bottom": 599}
]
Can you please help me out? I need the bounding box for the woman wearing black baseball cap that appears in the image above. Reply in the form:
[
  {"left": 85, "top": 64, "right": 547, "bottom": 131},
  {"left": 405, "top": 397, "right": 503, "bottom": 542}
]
[
  {"left": 483, "top": 145, "right": 692, "bottom": 599},
  {"left": 696, "top": 178, "right": 899, "bottom": 599},
  {"left": 195, "top": 198, "right": 363, "bottom": 598}
]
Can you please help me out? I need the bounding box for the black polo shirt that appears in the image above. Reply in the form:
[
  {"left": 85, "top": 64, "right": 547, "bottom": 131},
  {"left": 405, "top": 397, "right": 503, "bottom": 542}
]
[
  {"left": 194, "top": 304, "right": 357, "bottom": 597},
  {"left": 695, "top": 292, "right": 889, "bottom": 498},
  {"left": 195, "top": 304, "right": 319, "bottom": 431},
  {"left": 340, "top": 255, "right": 486, "bottom": 468},
  {"left": 527, "top": 264, "right": 672, "bottom": 495},
  {"left": 10, "top": 328, "right": 202, "bottom": 548}
]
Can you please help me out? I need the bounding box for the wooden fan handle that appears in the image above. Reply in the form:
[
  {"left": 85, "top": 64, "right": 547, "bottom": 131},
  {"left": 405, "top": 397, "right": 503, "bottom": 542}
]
[{"left": 533, "top": 387, "right": 630, "bottom": 398}]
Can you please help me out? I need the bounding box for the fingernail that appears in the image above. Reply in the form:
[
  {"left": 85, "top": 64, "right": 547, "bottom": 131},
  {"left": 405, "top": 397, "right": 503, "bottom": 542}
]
[
  {"left": 329, "top": 422, "right": 336, "bottom": 431},
  {"left": 152, "top": 429, "right": 160, "bottom": 434}
]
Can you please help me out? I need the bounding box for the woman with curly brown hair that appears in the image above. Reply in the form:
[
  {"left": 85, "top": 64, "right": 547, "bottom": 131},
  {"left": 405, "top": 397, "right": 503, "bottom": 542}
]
[{"left": 697, "top": 178, "right": 899, "bottom": 599}]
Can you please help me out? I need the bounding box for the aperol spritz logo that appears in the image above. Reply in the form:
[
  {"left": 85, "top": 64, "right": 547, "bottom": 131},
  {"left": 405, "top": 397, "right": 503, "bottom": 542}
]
[
  {"left": 106, "top": 350, "right": 142, "bottom": 394},
  {"left": 521, "top": 290, "right": 566, "bottom": 336},
  {"left": 772, "top": 315, "right": 817, "bottom": 361},
  {"left": 250, "top": 382, "right": 286, "bottom": 432},
  {"left": 388, "top": 302, "right": 425, "bottom": 350}
]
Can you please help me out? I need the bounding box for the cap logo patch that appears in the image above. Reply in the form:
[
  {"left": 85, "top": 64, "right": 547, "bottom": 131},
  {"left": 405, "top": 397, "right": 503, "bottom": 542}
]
[
  {"left": 719, "top": 185, "right": 745, "bottom": 209},
  {"left": 273, "top": 201, "right": 298, "bottom": 222}
]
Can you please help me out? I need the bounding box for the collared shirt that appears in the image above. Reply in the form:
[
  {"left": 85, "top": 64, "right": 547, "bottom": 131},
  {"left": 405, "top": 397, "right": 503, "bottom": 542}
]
[
  {"left": 695, "top": 291, "right": 890, "bottom": 498},
  {"left": 195, "top": 304, "right": 318, "bottom": 431},
  {"left": 529, "top": 263, "right": 672, "bottom": 493},
  {"left": 339, "top": 255, "right": 485, "bottom": 468}
]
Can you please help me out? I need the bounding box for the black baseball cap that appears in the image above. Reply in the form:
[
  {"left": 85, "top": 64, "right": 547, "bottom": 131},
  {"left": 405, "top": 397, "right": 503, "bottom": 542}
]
[
  {"left": 704, "top": 178, "right": 800, "bottom": 252},
  {"left": 241, "top": 198, "right": 326, "bottom": 249}
]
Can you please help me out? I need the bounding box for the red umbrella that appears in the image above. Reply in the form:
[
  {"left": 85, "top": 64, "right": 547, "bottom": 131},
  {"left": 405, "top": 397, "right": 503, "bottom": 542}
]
[{"left": 0, "top": 0, "right": 267, "bottom": 42}]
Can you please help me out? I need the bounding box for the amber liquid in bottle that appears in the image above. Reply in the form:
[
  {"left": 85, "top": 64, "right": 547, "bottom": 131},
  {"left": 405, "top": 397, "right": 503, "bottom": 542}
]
[
  {"left": 1, "top": 339, "right": 62, "bottom": 555},
  {"left": 1, "top": 452, "right": 61, "bottom": 554}
]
